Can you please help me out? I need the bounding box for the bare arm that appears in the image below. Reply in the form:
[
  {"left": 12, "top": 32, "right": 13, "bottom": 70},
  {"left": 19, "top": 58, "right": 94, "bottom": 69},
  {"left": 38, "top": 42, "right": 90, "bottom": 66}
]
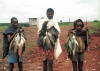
[{"left": 7, "top": 34, "right": 11, "bottom": 42}]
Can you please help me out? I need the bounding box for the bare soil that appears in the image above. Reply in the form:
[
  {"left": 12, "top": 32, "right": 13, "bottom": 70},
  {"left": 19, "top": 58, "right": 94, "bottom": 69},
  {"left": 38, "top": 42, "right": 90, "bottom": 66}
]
[{"left": 0, "top": 25, "right": 100, "bottom": 71}]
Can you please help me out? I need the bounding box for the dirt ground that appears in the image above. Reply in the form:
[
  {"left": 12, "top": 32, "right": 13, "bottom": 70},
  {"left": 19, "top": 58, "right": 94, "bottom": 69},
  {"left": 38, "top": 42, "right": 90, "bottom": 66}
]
[{"left": 0, "top": 24, "right": 100, "bottom": 71}]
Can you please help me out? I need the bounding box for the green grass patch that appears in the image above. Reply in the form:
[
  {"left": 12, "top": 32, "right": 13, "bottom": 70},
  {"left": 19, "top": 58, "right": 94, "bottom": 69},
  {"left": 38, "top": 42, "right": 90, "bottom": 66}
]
[
  {"left": 26, "top": 41, "right": 36, "bottom": 48},
  {"left": 24, "top": 41, "right": 37, "bottom": 55},
  {"left": 59, "top": 22, "right": 73, "bottom": 26},
  {"left": 0, "top": 23, "right": 30, "bottom": 28},
  {"left": 89, "top": 22, "right": 100, "bottom": 34},
  {"left": 0, "top": 48, "right": 3, "bottom": 53},
  {"left": 90, "top": 22, "right": 100, "bottom": 29},
  {"left": 0, "top": 26, "right": 8, "bottom": 29},
  {"left": 89, "top": 30, "right": 96, "bottom": 34}
]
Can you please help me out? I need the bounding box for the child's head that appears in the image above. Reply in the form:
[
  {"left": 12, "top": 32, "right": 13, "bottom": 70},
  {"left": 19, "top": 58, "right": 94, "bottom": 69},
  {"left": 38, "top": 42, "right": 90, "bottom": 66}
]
[
  {"left": 74, "top": 19, "right": 84, "bottom": 30},
  {"left": 11, "top": 17, "right": 18, "bottom": 27},
  {"left": 46, "top": 8, "right": 54, "bottom": 19}
]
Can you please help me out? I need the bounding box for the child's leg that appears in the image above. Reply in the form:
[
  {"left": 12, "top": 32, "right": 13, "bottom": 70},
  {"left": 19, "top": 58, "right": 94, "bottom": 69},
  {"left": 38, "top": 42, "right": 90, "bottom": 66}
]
[
  {"left": 43, "top": 59, "right": 47, "bottom": 71},
  {"left": 72, "top": 61, "right": 77, "bottom": 71},
  {"left": 9, "top": 63, "right": 14, "bottom": 71},
  {"left": 78, "top": 61, "right": 83, "bottom": 71},
  {"left": 48, "top": 59, "right": 53, "bottom": 71},
  {"left": 18, "top": 62, "right": 23, "bottom": 71}
]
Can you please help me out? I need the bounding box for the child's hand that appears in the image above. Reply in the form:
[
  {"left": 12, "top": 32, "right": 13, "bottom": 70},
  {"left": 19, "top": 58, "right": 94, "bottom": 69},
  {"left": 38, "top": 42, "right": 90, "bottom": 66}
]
[{"left": 85, "top": 27, "right": 88, "bottom": 31}]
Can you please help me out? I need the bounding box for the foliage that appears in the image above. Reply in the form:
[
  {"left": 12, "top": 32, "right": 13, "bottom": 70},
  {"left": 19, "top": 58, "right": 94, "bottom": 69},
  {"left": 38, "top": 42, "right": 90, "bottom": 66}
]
[
  {"left": 90, "top": 22, "right": 100, "bottom": 29},
  {"left": 93, "top": 20, "right": 99, "bottom": 22}
]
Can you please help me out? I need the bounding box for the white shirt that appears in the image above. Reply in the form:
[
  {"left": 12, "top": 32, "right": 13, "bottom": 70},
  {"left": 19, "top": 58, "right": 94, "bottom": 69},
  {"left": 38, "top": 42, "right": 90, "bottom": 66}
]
[
  {"left": 37, "top": 18, "right": 60, "bottom": 34},
  {"left": 37, "top": 17, "right": 62, "bottom": 59}
]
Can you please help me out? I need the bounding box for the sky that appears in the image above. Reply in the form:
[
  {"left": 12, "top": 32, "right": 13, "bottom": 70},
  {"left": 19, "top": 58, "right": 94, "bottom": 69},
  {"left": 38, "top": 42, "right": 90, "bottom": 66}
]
[{"left": 0, "top": 0, "right": 99, "bottom": 22}]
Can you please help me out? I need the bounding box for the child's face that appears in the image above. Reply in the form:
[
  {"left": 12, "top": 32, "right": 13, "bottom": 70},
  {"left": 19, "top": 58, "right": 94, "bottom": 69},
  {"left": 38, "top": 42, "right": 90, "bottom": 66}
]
[
  {"left": 12, "top": 19, "right": 18, "bottom": 27},
  {"left": 47, "top": 12, "right": 53, "bottom": 19},
  {"left": 76, "top": 22, "right": 82, "bottom": 30}
]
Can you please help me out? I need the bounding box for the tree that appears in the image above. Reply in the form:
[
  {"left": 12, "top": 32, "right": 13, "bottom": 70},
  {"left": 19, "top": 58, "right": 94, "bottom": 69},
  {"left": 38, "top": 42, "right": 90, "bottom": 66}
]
[{"left": 93, "top": 20, "right": 99, "bottom": 22}]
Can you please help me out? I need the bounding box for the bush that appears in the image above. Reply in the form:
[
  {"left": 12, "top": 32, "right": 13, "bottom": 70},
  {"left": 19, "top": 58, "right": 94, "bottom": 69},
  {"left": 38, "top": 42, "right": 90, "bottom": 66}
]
[{"left": 93, "top": 20, "right": 99, "bottom": 22}]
